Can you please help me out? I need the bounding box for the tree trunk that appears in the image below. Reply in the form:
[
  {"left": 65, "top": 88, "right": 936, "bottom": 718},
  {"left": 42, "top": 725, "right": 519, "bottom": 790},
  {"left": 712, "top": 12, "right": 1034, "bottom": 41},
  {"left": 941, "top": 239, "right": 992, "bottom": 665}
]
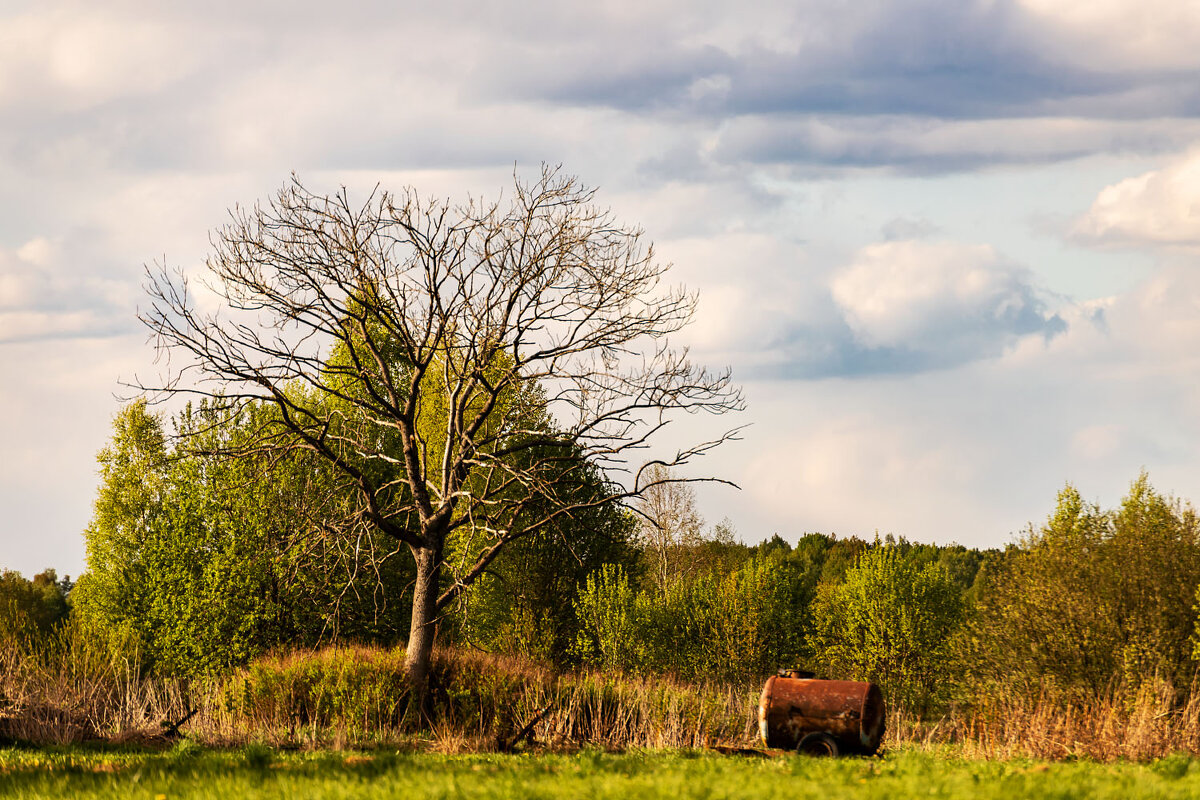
[{"left": 405, "top": 543, "right": 441, "bottom": 701}]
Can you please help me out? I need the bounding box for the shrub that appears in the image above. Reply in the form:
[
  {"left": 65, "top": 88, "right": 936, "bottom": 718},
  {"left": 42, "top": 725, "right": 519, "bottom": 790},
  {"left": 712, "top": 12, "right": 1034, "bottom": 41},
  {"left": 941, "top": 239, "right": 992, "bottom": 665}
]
[
  {"left": 965, "top": 476, "right": 1200, "bottom": 701},
  {"left": 572, "top": 555, "right": 812, "bottom": 683},
  {"left": 812, "top": 544, "right": 964, "bottom": 712}
]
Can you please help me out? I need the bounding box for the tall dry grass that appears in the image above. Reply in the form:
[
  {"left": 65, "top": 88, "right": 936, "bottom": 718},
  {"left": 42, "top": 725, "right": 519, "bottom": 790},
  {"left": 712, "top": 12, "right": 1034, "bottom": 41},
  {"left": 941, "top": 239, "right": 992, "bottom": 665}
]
[
  {"left": 8, "top": 630, "right": 1200, "bottom": 761},
  {"left": 0, "top": 621, "right": 193, "bottom": 744},
  {"left": 211, "top": 645, "right": 758, "bottom": 750},
  {"left": 0, "top": 635, "right": 757, "bottom": 750},
  {"left": 885, "top": 680, "right": 1200, "bottom": 760}
]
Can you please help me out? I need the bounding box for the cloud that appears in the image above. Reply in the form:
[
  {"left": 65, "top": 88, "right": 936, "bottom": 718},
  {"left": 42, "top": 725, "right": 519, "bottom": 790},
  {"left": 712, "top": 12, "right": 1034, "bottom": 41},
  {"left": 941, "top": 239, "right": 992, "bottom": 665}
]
[
  {"left": 0, "top": 238, "right": 135, "bottom": 343},
  {"left": 3, "top": 0, "right": 1200, "bottom": 575},
  {"left": 669, "top": 233, "right": 1068, "bottom": 380},
  {"left": 712, "top": 116, "right": 1200, "bottom": 174},
  {"left": 1017, "top": 0, "right": 1200, "bottom": 72},
  {"left": 467, "top": 0, "right": 1200, "bottom": 174},
  {"left": 1071, "top": 149, "right": 1200, "bottom": 248},
  {"left": 832, "top": 240, "right": 1065, "bottom": 352},
  {"left": 5, "top": 0, "right": 1200, "bottom": 189},
  {"left": 0, "top": 7, "right": 201, "bottom": 113},
  {"left": 758, "top": 240, "right": 1065, "bottom": 378},
  {"left": 714, "top": 250, "right": 1200, "bottom": 548},
  {"left": 486, "top": 0, "right": 1200, "bottom": 123}
]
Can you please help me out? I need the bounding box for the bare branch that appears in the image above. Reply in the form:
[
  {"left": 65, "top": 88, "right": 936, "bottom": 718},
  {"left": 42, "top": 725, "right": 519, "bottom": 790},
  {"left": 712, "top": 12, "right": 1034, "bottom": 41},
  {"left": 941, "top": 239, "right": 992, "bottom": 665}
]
[{"left": 135, "top": 165, "right": 745, "bottom": 690}]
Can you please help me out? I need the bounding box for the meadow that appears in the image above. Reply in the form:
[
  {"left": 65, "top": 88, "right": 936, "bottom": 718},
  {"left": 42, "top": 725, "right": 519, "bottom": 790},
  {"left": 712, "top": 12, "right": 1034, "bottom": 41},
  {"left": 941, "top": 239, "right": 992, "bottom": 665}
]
[{"left": 4, "top": 745, "right": 1200, "bottom": 800}]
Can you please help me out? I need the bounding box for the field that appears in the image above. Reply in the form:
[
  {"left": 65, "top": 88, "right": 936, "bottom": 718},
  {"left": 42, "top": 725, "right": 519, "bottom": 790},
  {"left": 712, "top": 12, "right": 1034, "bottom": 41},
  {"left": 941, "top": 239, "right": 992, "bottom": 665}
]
[{"left": 3, "top": 746, "right": 1200, "bottom": 799}]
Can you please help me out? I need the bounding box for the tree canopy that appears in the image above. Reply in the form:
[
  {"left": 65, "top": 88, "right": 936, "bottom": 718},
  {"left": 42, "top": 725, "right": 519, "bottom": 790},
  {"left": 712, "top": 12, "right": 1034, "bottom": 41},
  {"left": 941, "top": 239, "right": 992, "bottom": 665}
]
[{"left": 137, "top": 166, "right": 744, "bottom": 691}]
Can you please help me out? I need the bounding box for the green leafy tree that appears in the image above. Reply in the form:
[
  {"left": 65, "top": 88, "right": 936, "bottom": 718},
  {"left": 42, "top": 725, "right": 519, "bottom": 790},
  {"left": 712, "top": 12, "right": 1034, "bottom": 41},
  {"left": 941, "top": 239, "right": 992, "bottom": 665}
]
[
  {"left": 74, "top": 401, "right": 169, "bottom": 656},
  {"left": 573, "top": 551, "right": 814, "bottom": 683},
  {"left": 0, "top": 569, "right": 71, "bottom": 638},
  {"left": 572, "top": 564, "right": 645, "bottom": 673},
  {"left": 813, "top": 544, "right": 964, "bottom": 712},
  {"left": 966, "top": 475, "right": 1200, "bottom": 700},
  {"left": 76, "top": 401, "right": 414, "bottom": 675},
  {"left": 449, "top": 457, "right": 639, "bottom": 663}
]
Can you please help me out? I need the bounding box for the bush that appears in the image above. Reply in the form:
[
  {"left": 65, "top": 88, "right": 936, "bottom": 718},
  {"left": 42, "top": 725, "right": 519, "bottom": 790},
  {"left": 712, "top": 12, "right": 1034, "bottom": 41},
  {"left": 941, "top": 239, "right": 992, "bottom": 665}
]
[
  {"left": 572, "top": 555, "right": 812, "bottom": 683},
  {"left": 965, "top": 476, "right": 1200, "bottom": 701},
  {"left": 812, "top": 544, "right": 964, "bottom": 712}
]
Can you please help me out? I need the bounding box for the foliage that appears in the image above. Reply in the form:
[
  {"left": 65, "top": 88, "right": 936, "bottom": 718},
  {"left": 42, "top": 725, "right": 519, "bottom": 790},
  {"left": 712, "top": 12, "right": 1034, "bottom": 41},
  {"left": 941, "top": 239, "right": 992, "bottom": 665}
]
[
  {"left": 448, "top": 466, "right": 640, "bottom": 663},
  {"left": 965, "top": 475, "right": 1200, "bottom": 699},
  {"left": 572, "top": 553, "right": 813, "bottom": 683},
  {"left": 812, "top": 544, "right": 965, "bottom": 712},
  {"left": 0, "top": 568, "right": 71, "bottom": 638},
  {"left": 75, "top": 400, "right": 413, "bottom": 677}
]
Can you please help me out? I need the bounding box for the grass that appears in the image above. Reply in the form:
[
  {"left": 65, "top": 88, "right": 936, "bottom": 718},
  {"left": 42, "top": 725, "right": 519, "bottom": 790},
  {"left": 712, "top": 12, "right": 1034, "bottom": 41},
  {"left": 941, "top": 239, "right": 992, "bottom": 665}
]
[
  {"left": 9, "top": 631, "right": 1200, "bottom": 762},
  {"left": 1, "top": 641, "right": 758, "bottom": 751},
  {"left": 4, "top": 746, "right": 1200, "bottom": 799}
]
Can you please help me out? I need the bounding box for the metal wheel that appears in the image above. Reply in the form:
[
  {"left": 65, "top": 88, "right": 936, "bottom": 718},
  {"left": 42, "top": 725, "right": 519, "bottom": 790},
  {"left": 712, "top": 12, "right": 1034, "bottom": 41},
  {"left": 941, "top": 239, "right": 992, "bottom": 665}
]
[{"left": 796, "top": 732, "right": 840, "bottom": 757}]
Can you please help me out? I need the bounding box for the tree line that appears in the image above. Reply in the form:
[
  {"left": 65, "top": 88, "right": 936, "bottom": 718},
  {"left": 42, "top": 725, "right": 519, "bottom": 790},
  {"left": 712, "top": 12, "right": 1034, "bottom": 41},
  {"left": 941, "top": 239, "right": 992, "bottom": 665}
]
[{"left": 9, "top": 413, "right": 1200, "bottom": 719}]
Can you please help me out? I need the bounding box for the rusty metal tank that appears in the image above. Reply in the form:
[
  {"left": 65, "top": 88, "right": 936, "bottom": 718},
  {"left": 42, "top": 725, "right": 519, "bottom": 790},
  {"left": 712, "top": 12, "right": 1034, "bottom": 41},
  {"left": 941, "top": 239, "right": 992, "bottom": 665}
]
[{"left": 758, "top": 670, "right": 886, "bottom": 755}]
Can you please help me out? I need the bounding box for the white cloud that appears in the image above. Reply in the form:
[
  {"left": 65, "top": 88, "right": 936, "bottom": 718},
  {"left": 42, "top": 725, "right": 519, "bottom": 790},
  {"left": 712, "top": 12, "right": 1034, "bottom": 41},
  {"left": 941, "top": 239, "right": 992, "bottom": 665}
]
[
  {"left": 1072, "top": 149, "right": 1200, "bottom": 248},
  {"left": 827, "top": 239, "right": 1065, "bottom": 367},
  {"left": 16, "top": 237, "right": 54, "bottom": 266},
  {"left": 0, "top": 6, "right": 202, "bottom": 112}
]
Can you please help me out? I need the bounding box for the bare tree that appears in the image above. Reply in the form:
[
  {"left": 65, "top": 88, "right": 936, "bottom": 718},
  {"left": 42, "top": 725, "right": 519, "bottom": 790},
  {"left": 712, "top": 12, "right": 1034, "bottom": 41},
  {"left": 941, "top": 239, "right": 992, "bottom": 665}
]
[
  {"left": 636, "top": 463, "right": 705, "bottom": 591},
  {"left": 138, "top": 166, "right": 744, "bottom": 697}
]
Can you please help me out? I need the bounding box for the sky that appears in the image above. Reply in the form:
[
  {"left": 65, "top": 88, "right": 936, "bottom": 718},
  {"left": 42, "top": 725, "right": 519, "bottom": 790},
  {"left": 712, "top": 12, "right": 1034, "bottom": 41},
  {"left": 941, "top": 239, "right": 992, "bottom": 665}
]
[{"left": 4, "top": 0, "right": 1200, "bottom": 577}]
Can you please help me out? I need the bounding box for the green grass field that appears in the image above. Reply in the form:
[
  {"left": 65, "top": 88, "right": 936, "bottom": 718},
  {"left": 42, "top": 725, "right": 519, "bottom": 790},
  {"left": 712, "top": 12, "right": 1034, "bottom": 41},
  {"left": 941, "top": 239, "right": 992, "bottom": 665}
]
[{"left": 3, "top": 745, "right": 1199, "bottom": 799}]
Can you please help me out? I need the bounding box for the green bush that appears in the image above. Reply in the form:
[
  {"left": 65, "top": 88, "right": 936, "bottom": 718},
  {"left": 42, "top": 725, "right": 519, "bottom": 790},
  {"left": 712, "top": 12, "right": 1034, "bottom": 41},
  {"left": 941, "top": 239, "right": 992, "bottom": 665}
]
[
  {"left": 965, "top": 476, "right": 1200, "bottom": 701},
  {"left": 812, "top": 544, "right": 964, "bottom": 712},
  {"left": 572, "top": 555, "right": 812, "bottom": 683}
]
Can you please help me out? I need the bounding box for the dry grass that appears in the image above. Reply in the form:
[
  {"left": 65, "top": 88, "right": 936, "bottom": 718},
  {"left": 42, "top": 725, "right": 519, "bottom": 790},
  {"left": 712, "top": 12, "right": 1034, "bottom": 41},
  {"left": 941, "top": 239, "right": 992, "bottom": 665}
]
[
  {"left": 0, "top": 636, "right": 756, "bottom": 750},
  {"left": 885, "top": 681, "right": 1200, "bottom": 761},
  {"left": 7, "top": 631, "right": 1200, "bottom": 761},
  {"left": 208, "top": 644, "right": 758, "bottom": 750},
  {"left": 0, "top": 623, "right": 193, "bottom": 745}
]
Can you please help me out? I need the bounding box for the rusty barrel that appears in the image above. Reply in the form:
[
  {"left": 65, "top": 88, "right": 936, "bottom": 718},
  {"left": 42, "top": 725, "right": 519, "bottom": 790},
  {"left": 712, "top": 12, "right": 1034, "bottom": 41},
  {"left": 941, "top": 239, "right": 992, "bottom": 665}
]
[{"left": 758, "top": 675, "right": 886, "bottom": 755}]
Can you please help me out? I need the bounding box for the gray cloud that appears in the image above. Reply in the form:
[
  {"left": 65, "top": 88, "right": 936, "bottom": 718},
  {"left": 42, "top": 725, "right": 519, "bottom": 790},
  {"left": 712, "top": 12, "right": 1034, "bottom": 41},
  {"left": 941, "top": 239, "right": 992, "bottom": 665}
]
[
  {"left": 5, "top": 0, "right": 1199, "bottom": 188},
  {"left": 0, "top": 238, "right": 138, "bottom": 344},
  {"left": 753, "top": 318, "right": 1068, "bottom": 380},
  {"left": 483, "top": 0, "right": 1200, "bottom": 123},
  {"left": 720, "top": 239, "right": 1068, "bottom": 379},
  {"left": 710, "top": 114, "right": 1200, "bottom": 175}
]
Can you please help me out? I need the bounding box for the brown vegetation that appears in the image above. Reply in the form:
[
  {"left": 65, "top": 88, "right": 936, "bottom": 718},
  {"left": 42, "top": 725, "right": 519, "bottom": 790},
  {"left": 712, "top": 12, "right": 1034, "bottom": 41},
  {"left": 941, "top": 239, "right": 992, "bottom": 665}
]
[
  {"left": 889, "top": 681, "right": 1200, "bottom": 761},
  {"left": 8, "top": 628, "right": 1200, "bottom": 762},
  {"left": 0, "top": 634, "right": 756, "bottom": 751}
]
